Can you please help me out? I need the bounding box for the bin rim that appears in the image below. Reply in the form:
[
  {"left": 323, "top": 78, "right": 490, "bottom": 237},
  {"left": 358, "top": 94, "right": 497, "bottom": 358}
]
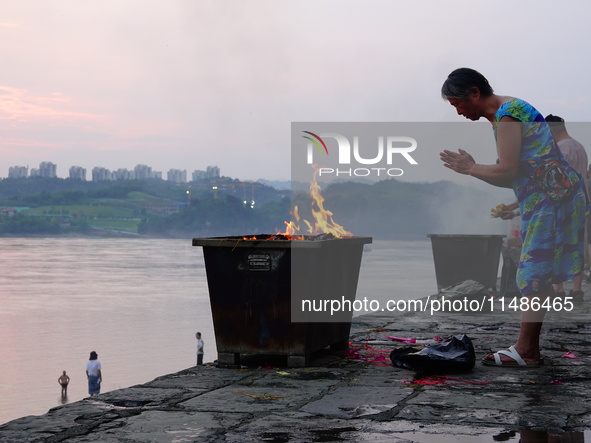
[
  {"left": 427, "top": 234, "right": 506, "bottom": 239},
  {"left": 192, "top": 235, "right": 372, "bottom": 249}
]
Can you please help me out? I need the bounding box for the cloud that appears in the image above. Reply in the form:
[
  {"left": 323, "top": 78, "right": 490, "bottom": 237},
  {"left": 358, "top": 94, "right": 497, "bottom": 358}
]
[{"left": 0, "top": 86, "right": 97, "bottom": 123}]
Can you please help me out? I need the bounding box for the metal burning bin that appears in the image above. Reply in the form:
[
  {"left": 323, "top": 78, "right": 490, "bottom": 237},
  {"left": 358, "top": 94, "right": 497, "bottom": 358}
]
[
  {"left": 427, "top": 234, "right": 505, "bottom": 291},
  {"left": 192, "top": 234, "right": 372, "bottom": 367}
]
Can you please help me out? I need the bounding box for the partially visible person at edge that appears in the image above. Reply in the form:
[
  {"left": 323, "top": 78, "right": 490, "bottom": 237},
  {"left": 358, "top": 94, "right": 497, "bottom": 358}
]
[
  {"left": 196, "top": 332, "right": 204, "bottom": 366},
  {"left": 545, "top": 114, "right": 589, "bottom": 302},
  {"left": 440, "top": 67, "right": 586, "bottom": 368},
  {"left": 588, "top": 163, "right": 591, "bottom": 280},
  {"left": 495, "top": 114, "right": 589, "bottom": 302},
  {"left": 85, "top": 351, "right": 102, "bottom": 396}
]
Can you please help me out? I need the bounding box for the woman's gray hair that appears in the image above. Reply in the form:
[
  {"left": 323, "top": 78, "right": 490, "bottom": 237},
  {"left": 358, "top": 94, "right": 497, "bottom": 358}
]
[{"left": 441, "top": 67, "right": 494, "bottom": 100}]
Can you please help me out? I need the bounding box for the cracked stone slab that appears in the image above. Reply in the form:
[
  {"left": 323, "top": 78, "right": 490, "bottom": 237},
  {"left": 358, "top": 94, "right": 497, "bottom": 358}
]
[
  {"left": 300, "top": 386, "right": 409, "bottom": 418},
  {"left": 397, "top": 404, "right": 521, "bottom": 427},
  {"left": 0, "top": 429, "right": 54, "bottom": 443},
  {"left": 97, "top": 386, "right": 188, "bottom": 408},
  {"left": 568, "top": 411, "right": 591, "bottom": 429},
  {"left": 397, "top": 388, "right": 591, "bottom": 428},
  {"left": 348, "top": 365, "right": 399, "bottom": 387},
  {"left": 248, "top": 368, "right": 348, "bottom": 391},
  {"left": 0, "top": 399, "right": 132, "bottom": 442},
  {"left": 179, "top": 385, "right": 312, "bottom": 413},
  {"left": 408, "top": 385, "right": 591, "bottom": 411},
  {"left": 405, "top": 389, "right": 531, "bottom": 411},
  {"left": 225, "top": 413, "right": 369, "bottom": 443},
  {"left": 145, "top": 366, "right": 253, "bottom": 390},
  {"left": 357, "top": 420, "right": 514, "bottom": 442},
  {"left": 60, "top": 410, "right": 248, "bottom": 443},
  {"left": 513, "top": 408, "right": 569, "bottom": 430}
]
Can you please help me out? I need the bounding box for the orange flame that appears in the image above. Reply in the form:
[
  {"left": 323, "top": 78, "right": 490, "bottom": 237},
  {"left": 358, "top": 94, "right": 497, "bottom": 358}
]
[
  {"left": 279, "top": 166, "right": 352, "bottom": 238},
  {"left": 283, "top": 205, "right": 300, "bottom": 235}
]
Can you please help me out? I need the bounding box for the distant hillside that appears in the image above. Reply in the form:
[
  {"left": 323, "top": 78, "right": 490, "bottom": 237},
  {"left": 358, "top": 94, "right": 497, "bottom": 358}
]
[
  {"left": 257, "top": 179, "right": 292, "bottom": 190},
  {"left": 0, "top": 177, "right": 286, "bottom": 237},
  {"left": 0, "top": 176, "right": 506, "bottom": 239}
]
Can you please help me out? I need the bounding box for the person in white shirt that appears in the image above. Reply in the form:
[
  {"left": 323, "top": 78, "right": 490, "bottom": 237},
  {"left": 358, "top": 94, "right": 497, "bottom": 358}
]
[
  {"left": 196, "top": 332, "right": 204, "bottom": 365},
  {"left": 85, "top": 351, "right": 102, "bottom": 396}
]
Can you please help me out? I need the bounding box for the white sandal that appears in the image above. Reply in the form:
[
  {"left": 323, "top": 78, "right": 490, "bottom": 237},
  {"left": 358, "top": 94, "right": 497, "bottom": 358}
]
[{"left": 482, "top": 346, "right": 541, "bottom": 368}]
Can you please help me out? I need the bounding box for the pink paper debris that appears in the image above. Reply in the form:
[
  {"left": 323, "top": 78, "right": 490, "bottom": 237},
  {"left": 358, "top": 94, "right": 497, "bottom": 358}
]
[
  {"left": 385, "top": 336, "right": 416, "bottom": 343},
  {"left": 561, "top": 351, "right": 581, "bottom": 359}
]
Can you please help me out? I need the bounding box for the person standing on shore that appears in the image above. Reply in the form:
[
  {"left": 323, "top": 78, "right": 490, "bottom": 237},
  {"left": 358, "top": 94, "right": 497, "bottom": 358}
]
[
  {"left": 58, "top": 371, "right": 70, "bottom": 396},
  {"left": 196, "top": 332, "right": 204, "bottom": 366},
  {"left": 85, "top": 351, "right": 102, "bottom": 396}
]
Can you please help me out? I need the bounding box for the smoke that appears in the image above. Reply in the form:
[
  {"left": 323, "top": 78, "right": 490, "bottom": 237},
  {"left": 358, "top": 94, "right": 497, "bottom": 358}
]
[{"left": 313, "top": 178, "right": 508, "bottom": 240}]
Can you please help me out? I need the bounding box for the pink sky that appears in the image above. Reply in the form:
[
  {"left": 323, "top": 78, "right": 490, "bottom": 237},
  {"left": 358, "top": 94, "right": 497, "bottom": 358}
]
[{"left": 2, "top": 1, "right": 591, "bottom": 181}]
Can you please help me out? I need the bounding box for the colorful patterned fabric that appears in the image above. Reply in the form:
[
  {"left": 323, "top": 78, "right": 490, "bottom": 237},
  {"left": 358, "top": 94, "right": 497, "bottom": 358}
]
[{"left": 494, "top": 99, "right": 586, "bottom": 295}]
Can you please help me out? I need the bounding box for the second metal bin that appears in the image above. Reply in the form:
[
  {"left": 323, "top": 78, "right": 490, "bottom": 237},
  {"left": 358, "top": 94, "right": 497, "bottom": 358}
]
[{"left": 427, "top": 234, "right": 504, "bottom": 291}]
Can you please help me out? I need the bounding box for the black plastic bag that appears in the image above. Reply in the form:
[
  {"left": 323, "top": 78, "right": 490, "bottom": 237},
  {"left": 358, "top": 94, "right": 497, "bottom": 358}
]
[{"left": 390, "top": 335, "right": 475, "bottom": 378}]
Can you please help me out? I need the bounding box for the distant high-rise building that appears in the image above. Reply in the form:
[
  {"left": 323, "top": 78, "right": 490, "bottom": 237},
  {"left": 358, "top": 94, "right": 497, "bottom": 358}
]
[
  {"left": 134, "top": 164, "right": 152, "bottom": 180},
  {"left": 113, "top": 168, "right": 134, "bottom": 180},
  {"left": 8, "top": 166, "right": 28, "bottom": 178},
  {"left": 193, "top": 166, "right": 220, "bottom": 181},
  {"left": 167, "top": 169, "right": 187, "bottom": 184},
  {"left": 205, "top": 166, "right": 220, "bottom": 179},
  {"left": 39, "top": 162, "right": 57, "bottom": 178},
  {"left": 133, "top": 164, "right": 161, "bottom": 180},
  {"left": 92, "top": 167, "right": 113, "bottom": 181},
  {"left": 192, "top": 170, "right": 206, "bottom": 181},
  {"left": 5, "top": 161, "right": 216, "bottom": 182},
  {"left": 69, "top": 166, "right": 87, "bottom": 181}
]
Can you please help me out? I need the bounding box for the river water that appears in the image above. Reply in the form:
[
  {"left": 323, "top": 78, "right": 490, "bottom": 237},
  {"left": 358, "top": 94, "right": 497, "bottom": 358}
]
[{"left": 0, "top": 237, "right": 437, "bottom": 425}]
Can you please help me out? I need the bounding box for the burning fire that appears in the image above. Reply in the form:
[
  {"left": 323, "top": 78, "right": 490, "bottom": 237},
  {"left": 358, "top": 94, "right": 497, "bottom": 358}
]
[
  {"left": 281, "top": 167, "right": 352, "bottom": 239},
  {"left": 241, "top": 167, "right": 352, "bottom": 241}
]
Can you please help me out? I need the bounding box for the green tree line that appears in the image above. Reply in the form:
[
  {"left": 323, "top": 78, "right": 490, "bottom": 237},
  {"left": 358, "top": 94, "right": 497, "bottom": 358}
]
[{"left": 0, "top": 177, "right": 500, "bottom": 239}]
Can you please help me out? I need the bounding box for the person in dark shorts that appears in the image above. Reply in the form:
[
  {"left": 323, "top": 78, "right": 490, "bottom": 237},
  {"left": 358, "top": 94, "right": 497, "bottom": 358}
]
[{"left": 58, "top": 370, "right": 70, "bottom": 396}]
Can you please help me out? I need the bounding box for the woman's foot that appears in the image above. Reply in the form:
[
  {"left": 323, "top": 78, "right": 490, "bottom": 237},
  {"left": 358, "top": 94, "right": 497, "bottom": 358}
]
[{"left": 482, "top": 344, "right": 542, "bottom": 367}]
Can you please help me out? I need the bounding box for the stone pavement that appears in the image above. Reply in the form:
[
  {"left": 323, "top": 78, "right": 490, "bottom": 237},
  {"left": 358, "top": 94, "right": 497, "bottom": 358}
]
[{"left": 2, "top": 283, "right": 591, "bottom": 442}]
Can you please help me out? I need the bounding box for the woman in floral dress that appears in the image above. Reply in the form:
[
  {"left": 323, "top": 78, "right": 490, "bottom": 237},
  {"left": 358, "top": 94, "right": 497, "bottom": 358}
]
[{"left": 440, "top": 67, "right": 586, "bottom": 367}]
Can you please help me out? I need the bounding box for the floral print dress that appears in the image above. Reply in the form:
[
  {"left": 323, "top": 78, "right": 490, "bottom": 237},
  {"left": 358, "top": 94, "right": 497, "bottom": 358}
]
[{"left": 494, "top": 99, "right": 586, "bottom": 295}]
